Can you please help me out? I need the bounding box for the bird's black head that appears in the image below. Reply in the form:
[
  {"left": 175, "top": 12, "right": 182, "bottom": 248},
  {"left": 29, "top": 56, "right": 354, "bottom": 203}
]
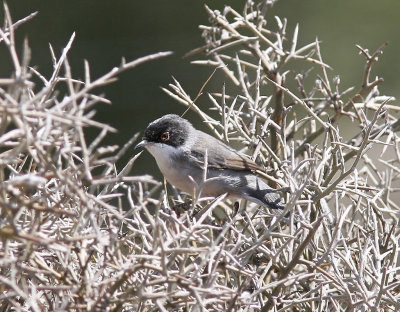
[{"left": 142, "top": 114, "right": 192, "bottom": 147}]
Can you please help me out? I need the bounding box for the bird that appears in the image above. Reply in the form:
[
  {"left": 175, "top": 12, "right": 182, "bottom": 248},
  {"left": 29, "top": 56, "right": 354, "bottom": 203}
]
[{"left": 135, "top": 114, "right": 284, "bottom": 210}]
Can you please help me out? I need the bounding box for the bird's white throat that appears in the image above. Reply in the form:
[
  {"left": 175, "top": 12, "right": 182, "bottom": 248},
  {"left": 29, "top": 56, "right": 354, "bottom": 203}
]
[
  {"left": 145, "top": 143, "right": 176, "bottom": 169},
  {"left": 145, "top": 143, "right": 195, "bottom": 194}
]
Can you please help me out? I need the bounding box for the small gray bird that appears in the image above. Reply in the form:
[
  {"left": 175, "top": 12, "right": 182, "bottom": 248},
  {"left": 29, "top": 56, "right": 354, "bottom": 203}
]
[{"left": 135, "top": 114, "right": 284, "bottom": 209}]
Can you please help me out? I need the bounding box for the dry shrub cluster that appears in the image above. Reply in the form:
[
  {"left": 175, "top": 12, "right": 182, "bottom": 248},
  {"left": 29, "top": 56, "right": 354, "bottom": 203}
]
[{"left": 1, "top": 1, "right": 399, "bottom": 311}]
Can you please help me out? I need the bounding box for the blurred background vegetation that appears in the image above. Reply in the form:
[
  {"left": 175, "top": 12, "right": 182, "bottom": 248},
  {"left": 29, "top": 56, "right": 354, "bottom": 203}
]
[{"left": 1, "top": 0, "right": 399, "bottom": 179}]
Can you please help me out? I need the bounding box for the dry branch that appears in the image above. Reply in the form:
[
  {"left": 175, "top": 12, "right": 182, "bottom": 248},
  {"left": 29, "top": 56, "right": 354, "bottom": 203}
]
[{"left": 1, "top": 1, "right": 400, "bottom": 311}]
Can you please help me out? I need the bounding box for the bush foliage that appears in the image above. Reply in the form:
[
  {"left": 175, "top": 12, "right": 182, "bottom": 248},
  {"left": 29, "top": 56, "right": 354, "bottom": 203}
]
[{"left": 0, "top": 1, "right": 399, "bottom": 311}]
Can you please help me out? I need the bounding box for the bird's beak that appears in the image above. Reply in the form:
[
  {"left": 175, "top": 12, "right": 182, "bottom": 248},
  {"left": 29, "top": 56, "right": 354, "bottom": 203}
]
[{"left": 135, "top": 140, "right": 149, "bottom": 149}]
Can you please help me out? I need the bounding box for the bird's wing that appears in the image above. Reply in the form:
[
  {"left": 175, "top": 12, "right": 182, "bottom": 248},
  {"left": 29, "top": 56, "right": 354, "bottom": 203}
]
[{"left": 189, "top": 131, "right": 263, "bottom": 172}]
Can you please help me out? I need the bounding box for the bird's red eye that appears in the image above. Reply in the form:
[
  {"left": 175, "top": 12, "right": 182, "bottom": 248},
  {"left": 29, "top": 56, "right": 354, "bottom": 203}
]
[{"left": 160, "top": 132, "right": 170, "bottom": 142}]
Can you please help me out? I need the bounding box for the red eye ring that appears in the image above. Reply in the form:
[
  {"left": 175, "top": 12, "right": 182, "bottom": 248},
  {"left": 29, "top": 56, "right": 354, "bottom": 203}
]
[{"left": 160, "top": 131, "right": 170, "bottom": 142}]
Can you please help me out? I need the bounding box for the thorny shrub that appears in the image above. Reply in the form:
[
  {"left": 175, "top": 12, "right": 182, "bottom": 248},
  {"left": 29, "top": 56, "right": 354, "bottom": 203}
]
[{"left": 1, "top": 1, "right": 400, "bottom": 311}]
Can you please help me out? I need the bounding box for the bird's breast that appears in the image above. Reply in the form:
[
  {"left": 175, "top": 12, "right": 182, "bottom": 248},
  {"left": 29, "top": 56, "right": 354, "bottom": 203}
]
[{"left": 146, "top": 144, "right": 197, "bottom": 195}]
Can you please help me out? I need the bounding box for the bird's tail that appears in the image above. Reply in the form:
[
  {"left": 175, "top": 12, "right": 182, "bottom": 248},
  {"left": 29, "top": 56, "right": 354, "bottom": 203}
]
[{"left": 245, "top": 176, "right": 285, "bottom": 210}]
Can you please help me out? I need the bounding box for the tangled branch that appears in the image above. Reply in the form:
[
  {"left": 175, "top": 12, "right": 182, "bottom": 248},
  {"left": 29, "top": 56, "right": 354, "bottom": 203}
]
[{"left": 1, "top": 1, "right": 400, "bottom": 311}]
